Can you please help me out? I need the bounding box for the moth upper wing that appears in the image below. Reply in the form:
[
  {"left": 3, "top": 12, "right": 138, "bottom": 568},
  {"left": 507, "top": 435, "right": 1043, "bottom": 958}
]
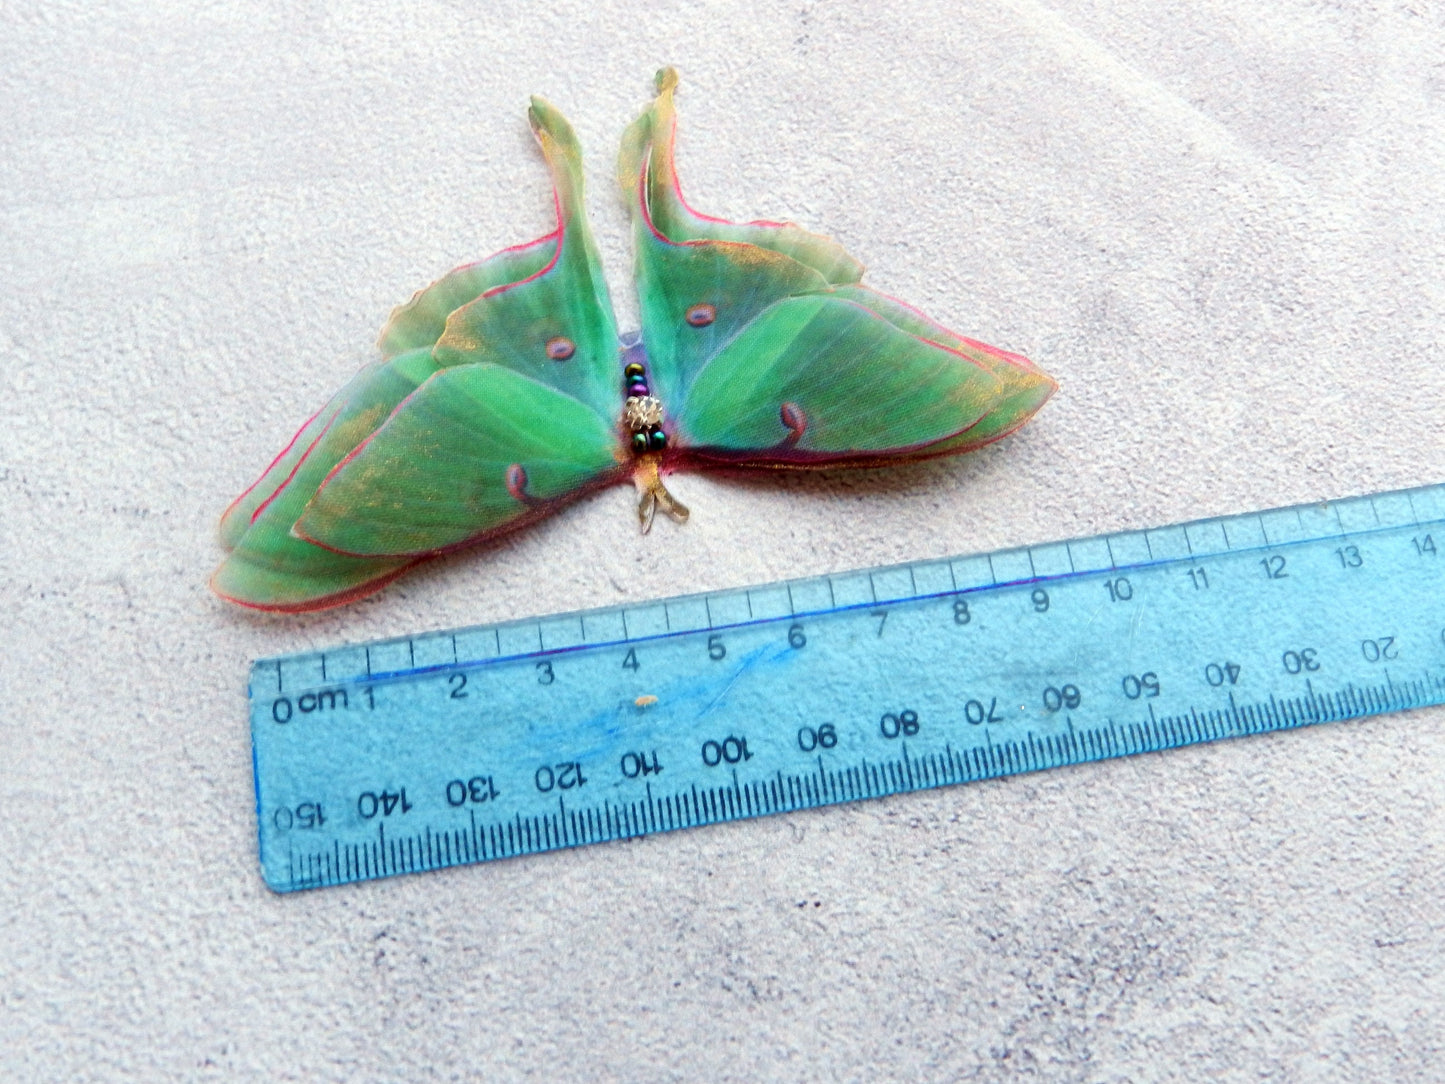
[
  {"left": 377, "top": 236, "right": 556, "bottom": 359},
  {"left": 430, "top": 96, "right": 621, "bottom": 420},
  {"left": 628, "top": 221, "right": 831, "bottom": 411},
  {"left": 618, "top": 68, "right": 862, "bottom": 286},
  {"left": 380, "top": 95, "right": 629, "bottom": 361},
  {"left": 620, "top": 69, "right": 1055, "bottom": 466},
  {"left": 294, "top": 364, "right": 623, "bottom": 557},
  {"left": 214, "top": 97, "right": 622, "bottom": 611}
]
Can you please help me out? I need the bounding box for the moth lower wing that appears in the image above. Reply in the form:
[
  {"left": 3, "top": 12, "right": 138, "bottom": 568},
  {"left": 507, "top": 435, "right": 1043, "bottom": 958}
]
[
  {"left": 431, "top": 97, "right": 621, "bottom": 421},
  {"left": 217, "top": 348, "right": 439, "bottom": 552},
  {"left": 294, "top": 364, "right": 624, "bottom": 559},
  {"left": 211, "top": 349, "right": 442, "bottom": 611},
  {"left": 377, "top": 236, "right": 557, "bottom": 359},
  {"left": 619, "top": 68, "right": 864, "bottom": 286},
  {"left": 830, "top": 285, "right": 1057, "bottom": 454},
  {"left": 217, "top": 401, "right": 338, "bottom": 552},
  {"left": 212, "top": 543, "right": 416, "bottom": 614},
  {"left": 678, "top": 295, "right": 1004, "bottom": 465}
]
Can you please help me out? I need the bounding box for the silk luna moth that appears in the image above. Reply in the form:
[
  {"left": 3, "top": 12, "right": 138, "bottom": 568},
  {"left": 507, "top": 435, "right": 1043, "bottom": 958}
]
[{"left": 212, "top": 69, "right": 1056, "bottom": 612}]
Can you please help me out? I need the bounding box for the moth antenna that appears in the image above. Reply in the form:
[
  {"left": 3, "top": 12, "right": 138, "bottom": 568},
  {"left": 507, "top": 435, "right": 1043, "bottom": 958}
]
[
  {"left": 638, "top": 489, "right": 657, "bottom": 534},
  {"left": 654, "top": 482, "right": 690, "bottom": 525},
  {"left": 633, "top": 455, "right": 688, "bottom": 533}
]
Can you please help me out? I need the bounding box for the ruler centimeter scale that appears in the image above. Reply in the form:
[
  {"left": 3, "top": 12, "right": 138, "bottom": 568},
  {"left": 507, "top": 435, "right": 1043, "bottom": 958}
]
[{"left": 251, "top": 482, "right": 1445, "bottom": 893}]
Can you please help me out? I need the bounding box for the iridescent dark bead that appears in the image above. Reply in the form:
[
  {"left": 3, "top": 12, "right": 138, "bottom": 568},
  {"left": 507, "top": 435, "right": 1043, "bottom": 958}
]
[
  {"left": 648, "top": 427, "right": 667, "bottom": 451},
  {"left": 631, "top": 431, "right": 649, "bottom": 454},
  {"left": 628, "top": 381, "right": 649, "bottom": 397},
  {"left": 624, "top": 362, "right": 646, "bottom": 379}
]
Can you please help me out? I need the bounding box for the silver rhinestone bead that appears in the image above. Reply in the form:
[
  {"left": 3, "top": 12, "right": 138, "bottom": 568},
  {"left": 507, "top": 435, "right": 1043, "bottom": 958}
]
[{"left": 624, "top": 395, "right": 664, "bottom": 431}]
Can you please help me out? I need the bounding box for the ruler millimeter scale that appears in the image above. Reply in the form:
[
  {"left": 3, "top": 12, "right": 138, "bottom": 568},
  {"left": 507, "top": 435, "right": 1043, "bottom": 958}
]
[{"left": 251, "top": 483, "right": 1445, "bottom": 893}]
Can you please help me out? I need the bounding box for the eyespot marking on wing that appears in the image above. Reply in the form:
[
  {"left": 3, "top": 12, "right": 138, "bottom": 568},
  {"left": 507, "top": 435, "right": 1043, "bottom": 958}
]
[
  {"left": 780, "top": 401, "right": 807, "bottom": 447},
  {"left": 546, "top": 336, "right": 576, "bottom": 360},
  {"left": 506, "top": 463, "right": 539, "bottom": 504},
  {"left": 685, "top": 304, "right": 716, "bottom": 328}
]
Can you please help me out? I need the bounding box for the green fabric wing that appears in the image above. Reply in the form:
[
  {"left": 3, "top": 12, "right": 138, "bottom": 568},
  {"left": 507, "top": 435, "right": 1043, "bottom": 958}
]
[
  {"left": 631, "top": 228, "right": 829, "bottom": 409},
  {"left": 295, "top": 365, "right": 623, "bottom": 558},
  {"left": 680, "top": 295, "right": 1004, "bottom": 463},
  {"left": 377, "top": 237, "right": 557, "bottom": 359},
  {"left": 432, "top": 97, "right": 621, "bottom": 421},
  {"left": 214, "top": 96, "right": 624, "bottom": 612},
  {"left": 212, "top": 349, "right": 439, "bottom": 611},
  {"left": 621, "top": 69, "right": 1056, "bottom": 468},
  {"left": 619, "top": 68, "right": 863, "bottom": 285},
  {"left": 829, "top": 286, "right": 1058, "bottom": 455}
]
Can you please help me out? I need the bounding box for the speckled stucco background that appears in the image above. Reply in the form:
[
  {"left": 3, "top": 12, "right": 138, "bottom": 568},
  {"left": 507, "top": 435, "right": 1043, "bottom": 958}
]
[{"left": 3, "top": 2, "right": 1443, "bottom": 1080}]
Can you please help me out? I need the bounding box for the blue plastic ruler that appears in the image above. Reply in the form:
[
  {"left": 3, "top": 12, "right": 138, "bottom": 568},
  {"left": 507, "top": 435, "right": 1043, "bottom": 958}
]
[{"left": 250, "top": 482, "right": 1445, "bottom": 892}]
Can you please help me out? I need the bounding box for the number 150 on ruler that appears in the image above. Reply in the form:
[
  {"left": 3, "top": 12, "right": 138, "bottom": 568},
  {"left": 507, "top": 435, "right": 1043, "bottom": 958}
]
[{"left": 251, "top": 483, "right": 1445, "bottom": 892}]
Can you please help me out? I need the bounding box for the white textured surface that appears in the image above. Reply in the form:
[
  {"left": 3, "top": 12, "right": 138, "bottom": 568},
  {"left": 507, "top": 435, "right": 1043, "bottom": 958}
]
[{"left": 4, "top": 2, "right": 1444, "bottom": 1079}]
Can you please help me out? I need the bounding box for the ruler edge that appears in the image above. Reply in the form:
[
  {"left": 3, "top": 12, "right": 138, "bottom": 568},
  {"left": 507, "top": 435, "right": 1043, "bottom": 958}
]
[{"left": 248, "top": 481, "right": 1444, "bottom": 695}]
